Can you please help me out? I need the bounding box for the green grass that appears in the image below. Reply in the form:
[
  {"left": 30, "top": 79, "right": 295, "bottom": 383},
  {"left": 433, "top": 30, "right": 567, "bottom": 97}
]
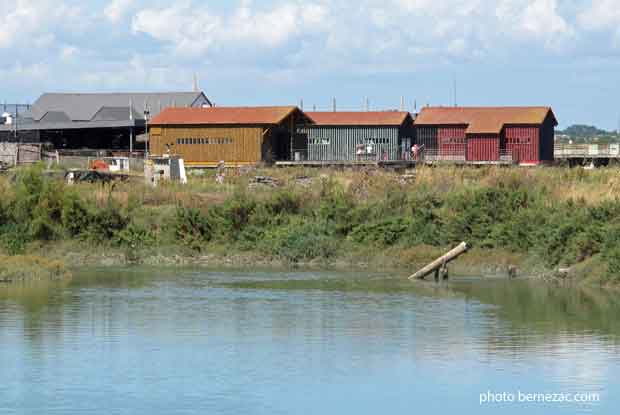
[
  {"left": 2, "top": 164, "right": 620, "bottom": 285},
  {"left": 0, "top": 254, "right": 70, "bottom": 282}
]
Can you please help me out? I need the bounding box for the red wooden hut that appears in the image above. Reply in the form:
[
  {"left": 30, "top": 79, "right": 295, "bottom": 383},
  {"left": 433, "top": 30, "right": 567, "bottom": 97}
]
[{"left": 414, "top": 107, "right": 558, "bottom": 165}]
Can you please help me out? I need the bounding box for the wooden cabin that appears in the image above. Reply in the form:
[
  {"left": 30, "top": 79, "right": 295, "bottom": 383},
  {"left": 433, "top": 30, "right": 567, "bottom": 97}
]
[
  {"left": 149, "top": 106, "right": 311, "bottom": 167},
  {"left": 414, "top": 107, "right": 558, "bottom": 165}
]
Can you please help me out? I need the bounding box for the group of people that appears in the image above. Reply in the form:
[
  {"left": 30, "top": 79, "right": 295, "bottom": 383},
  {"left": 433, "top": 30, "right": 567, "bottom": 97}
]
[
  {"left": 354, "top": 142, "right": 424, "bottom": 161},
  {"left": 411, "top": 144, "right": 424, "bottom": 161}
]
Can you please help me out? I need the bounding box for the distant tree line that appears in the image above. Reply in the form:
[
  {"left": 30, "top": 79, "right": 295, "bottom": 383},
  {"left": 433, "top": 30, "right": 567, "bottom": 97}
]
[{"left": 556, "top": 124, "right": 620, "bottom": 144}]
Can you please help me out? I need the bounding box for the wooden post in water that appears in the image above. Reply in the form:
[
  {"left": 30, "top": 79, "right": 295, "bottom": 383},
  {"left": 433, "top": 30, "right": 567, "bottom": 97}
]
[{"left": 409, "top": 242, "right": 470, "bottom": 281}]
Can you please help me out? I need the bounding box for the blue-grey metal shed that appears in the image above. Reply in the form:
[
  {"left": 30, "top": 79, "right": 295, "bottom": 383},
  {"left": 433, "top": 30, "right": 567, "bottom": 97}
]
[{"left": 296, "top": 112, "right": 414, "bottom": 162}]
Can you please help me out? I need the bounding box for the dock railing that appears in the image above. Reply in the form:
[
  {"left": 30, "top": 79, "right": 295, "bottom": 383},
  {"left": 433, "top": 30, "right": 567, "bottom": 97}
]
[
  {"left": 554, "top": 143, "right": 620, "bottom": 159},
  {"left": 287, "top": 147, "right": 517, "bottom": 165},
  {"left": 419, "top": 149, "right": 516, "bottom": 164}
]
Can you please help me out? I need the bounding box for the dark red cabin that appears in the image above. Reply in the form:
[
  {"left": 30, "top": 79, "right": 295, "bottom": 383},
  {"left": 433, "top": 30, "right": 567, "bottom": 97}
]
[{"left": 414, "top": 107, "right": 558, "bottom": 165}]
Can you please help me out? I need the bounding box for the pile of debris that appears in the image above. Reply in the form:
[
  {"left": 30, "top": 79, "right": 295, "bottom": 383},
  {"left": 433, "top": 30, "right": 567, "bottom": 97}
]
[
  {"left": 294, "top": 176, "right": 314, "bottom": 187},
  {"left": 397, "top": 173, "right": 416, "bottom": 184},
  {"left": 0, "top": 160, "right": 10, "bottom": 172},
  {"left": 66, "top": 169, "right": 129, "bottom": 184},
  {"left": 248, "top": 176, "right": 282, "bottom": 188}
]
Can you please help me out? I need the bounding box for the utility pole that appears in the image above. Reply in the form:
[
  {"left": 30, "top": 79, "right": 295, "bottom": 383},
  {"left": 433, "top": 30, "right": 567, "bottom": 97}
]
[
  {"left": 332, "top": 97, "right": 336, "bottom": 112},
  {"left": 14, "top": 104, "right": 18, "bottom": 142},
  {"left": 453, "top": 75, "right": 457, "bottom": 107},
  {"left": 144, "top": 105, "right": 150, "bottom": 159},
  {"left": 129, "top": 99, "right": 134, "bottom": 156}
]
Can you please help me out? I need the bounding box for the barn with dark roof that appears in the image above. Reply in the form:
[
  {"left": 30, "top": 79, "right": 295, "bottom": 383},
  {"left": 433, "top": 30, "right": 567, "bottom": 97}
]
[
  {"left": 0, "top": 92, "right": 211, "bottom": 150},
  {"left": 414, "top": 107, "right": 558, "bottom": 165}
]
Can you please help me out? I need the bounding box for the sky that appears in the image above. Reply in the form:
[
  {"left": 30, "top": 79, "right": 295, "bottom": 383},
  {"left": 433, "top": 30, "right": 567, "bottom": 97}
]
[{"left": 1, "top": 0, "right": 620, "bottom": 129}]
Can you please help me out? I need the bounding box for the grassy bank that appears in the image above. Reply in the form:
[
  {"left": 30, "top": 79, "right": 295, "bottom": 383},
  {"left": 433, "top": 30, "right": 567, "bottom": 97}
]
[
  {"left": 0, "top": 254, "right": 70, "bottom": 283},
  {"left": 1, "top": 165, "right": 620, "bottom": 285}
]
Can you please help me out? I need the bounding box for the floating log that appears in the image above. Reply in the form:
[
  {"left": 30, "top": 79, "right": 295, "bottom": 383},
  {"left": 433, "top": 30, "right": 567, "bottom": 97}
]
[{"left": 409, "top": 242, "right": 470, "bottom": 280}]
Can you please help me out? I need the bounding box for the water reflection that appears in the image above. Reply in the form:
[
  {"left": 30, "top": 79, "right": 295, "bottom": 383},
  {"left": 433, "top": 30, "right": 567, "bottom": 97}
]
[{"left": 0, "top": 269, "right": 618, "bottom": 415}]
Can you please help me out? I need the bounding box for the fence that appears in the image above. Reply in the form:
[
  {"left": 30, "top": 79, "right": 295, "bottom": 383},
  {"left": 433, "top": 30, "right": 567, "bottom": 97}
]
[
  {"left": 57, "top": 149, "right": 146, "bottom": 171},
  {"left": 554, "top": 144, "right": 620, "bottom": 159},
  {"left": 288, "top": 146, "right": 517, "bottom": 164},
  {"left": 291, "top": 148, "right": 397, "bottom": 163},
  {"left": 0, "top": 142, "right": 50, "bottom": 166},
  {"left": 418, "top": 148, "right": 516, "bottom": 164}
]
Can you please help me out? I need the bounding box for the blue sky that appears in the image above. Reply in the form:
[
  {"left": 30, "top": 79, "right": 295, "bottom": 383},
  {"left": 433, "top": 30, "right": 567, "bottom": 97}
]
[{"left": 1, "top": 0, "right": 620, "bottom": 129}]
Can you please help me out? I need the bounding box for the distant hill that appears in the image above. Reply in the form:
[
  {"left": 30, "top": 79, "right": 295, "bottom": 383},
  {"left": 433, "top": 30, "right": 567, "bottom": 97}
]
[
  {"left": 556, "top": 124, "right": 620, "bottom": 144},
  {"left": 559, "top": 125, "right": 608, "bottom": 137}
]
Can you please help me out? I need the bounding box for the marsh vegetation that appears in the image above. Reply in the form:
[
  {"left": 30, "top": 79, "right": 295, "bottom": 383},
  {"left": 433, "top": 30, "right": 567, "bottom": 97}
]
[{"left": 1, "top": 165, "right": 620, "bottom": 285}]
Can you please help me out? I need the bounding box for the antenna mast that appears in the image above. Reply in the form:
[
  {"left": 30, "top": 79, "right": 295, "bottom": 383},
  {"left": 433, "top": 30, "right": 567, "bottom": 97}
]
[
  {"left": 193, "top": 73, "right": 199, "bottom": 92},
  {"left": 453, "top": 75, "right": 457, "bottom": 107}
]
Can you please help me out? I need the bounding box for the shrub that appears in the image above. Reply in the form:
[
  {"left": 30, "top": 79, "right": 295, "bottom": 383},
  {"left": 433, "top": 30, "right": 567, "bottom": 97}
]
[
  {"left": 349, "top": 217, "right": 412, "bottom": 246},
  {"left": 116, "top": 222, "right": 157, "bottom": 247},
  {"left": 260, "top": 219, "right": 340, "bottom": 262},
  {"left": 86, "top": 204, "right": 129, "bottom": 242},
  {"left": 175, "top": 207, "right": 214, "bottom": 251},
  {"left": 602, "top": 225, "right": 620, "bottom": 282},
  {"left": 61, "top": 194, "right": 92, "bottom": 237},
  {"left": 0, "top": 223, "right": 29, "bottom": 255}
]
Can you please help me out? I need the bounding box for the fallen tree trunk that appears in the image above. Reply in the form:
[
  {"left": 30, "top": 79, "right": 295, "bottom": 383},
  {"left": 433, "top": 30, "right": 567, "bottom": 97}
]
[{"left": 408, "top": 242, "right": 470, "bottom": 280}]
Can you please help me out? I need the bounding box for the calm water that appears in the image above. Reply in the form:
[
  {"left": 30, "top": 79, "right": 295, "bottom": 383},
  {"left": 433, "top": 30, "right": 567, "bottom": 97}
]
[{"left": 1, "top": 268, "right": 619, "bottom": 414}]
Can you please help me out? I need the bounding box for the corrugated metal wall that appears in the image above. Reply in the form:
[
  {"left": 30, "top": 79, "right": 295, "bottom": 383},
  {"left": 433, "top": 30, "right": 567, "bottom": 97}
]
[
  {"left": 505, "top": 126, "right": 539, "bottom": 164},
  {"left": 297, "top": 126, "right": 403, "bottom": 161},
  {"left": 466, "top": 135, "right": 500, "bottom": 161},
  {"left": 416, "top": 127, "right": 438, "bottom": 150}
]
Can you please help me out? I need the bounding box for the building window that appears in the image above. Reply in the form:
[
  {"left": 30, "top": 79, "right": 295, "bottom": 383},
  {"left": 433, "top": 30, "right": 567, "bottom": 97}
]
[
  {"left": 175, "top": 137, "right": 234, "bottom": 145},
  {"left": 310, "top": 138, "right": 329, "bottom": 145}
]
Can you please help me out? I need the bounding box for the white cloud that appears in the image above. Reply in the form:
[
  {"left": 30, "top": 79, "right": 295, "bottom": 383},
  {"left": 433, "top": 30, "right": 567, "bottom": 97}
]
[
  {"left": 0, "top": 0, "right": 85, "bottom": 49},
  {"left": 104, "top": 0, "right": 135, "bottom": 23},
  {"left": 519, "top": 0, "right": 573, "bottom": 44},
  {"left": 578, "top": 0, "right": 620, "bottom": 47},
  {"left": 5, "top": 0, "right": 620, "bottom": 104},
  {"left": 60, "top": 45, "right": 79, "bottom": 61},
  {"left": 0, "top": 62, "right": 50, "bottom": 91},
  {"left": 578, "top": 0, "right": 620, "bottom": 30},
  {"left": 132, "top": 1, "right": 329, "bottom": 57}
]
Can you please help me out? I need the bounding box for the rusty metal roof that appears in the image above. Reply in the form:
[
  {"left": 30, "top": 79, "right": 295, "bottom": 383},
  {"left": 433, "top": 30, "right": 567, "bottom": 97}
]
[
  {"left": 414, "top": 107, "right": 558, "bottom": 134},
  {"left": 305, "top": 111, "right": 411, "bottom": 126},
  {"left": 150, "top": 106, "right": 300, "bottom": 125}
]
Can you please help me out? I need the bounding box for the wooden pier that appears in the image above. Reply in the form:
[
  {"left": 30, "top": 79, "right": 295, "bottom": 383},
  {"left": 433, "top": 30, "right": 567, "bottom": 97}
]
[{"left": 554, "top": 144, "right": 620, "bottom": 165}]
